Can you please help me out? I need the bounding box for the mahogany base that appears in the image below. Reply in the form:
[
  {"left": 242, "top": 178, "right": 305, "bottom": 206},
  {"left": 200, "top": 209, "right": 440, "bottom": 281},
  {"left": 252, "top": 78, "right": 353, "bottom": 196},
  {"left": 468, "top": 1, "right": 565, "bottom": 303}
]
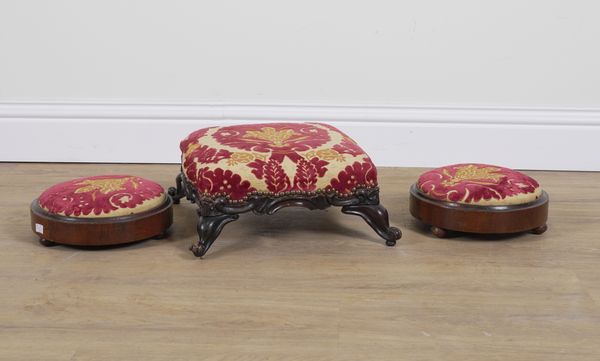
[
  {"left": 169, "top": 172, "right": 401, "bottom": 257},
  {"left": 409, "top": 184, "right": 548, "bottom": 237},
  {"left": 31, "top": 197, "right": 173, "bottom": 247}
]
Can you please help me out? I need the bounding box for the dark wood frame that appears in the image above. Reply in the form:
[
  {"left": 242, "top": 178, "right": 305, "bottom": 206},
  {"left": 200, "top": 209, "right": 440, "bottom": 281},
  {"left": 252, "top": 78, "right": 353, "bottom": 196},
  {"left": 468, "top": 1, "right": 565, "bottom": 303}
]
[
  {"left": 409, "top": 184, "right": 548, "bottom": 237},
  {"left": 31, "top": 197, "right": 173, "bottom": 247},
  {"left": 168, "top": 171, "right": 401, "bottom": 257}
]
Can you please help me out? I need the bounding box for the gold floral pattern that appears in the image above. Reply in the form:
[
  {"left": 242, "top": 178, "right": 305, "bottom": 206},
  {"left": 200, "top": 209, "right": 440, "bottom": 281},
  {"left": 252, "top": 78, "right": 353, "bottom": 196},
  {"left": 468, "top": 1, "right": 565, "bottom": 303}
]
[
  {"left": 39, "top": 175, "right": 165, "bottom": 218},
  {"left": 180, "top": 122, "right": 378, "bottom": 201},
  {"left": 74, "top": 177, "right": 136, "bottom": 194},
  {"left": 243, "top": 127, "right": 298, "bottom": 146},
  {"left": 418, "top": 163, "right": 542, "bottom": 205},
  {"left": 441, "top": 164, "right": 504, "bottom": 187},
  {"left": 305, "top": 149, "right": 346, "bottom": 162}
]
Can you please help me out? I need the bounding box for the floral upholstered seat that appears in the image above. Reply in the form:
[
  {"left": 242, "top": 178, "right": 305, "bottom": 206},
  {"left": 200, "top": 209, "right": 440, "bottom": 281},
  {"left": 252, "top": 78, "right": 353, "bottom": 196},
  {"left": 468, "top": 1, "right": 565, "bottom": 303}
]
[
  {"left": 171, "top": 122, "right": 401, "bottom": 257},
  {"left": 32, "top": 175, "right": 172, "bottom": 248},
  {"left": 417, "top": 163, "right": 542, "bottom": 206},
  {"left": 38, "top": 175, "right": 166, "bottom": 218},
  {"left": 180, "top": 123, "right": 378, "bottom": 201}
]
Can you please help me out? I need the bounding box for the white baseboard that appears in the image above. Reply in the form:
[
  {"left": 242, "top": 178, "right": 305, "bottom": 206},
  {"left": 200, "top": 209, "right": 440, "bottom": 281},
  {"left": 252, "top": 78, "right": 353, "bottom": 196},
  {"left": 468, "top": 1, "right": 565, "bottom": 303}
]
[{"left": 1, "top": 101, "right": 599, "bottom": 171}]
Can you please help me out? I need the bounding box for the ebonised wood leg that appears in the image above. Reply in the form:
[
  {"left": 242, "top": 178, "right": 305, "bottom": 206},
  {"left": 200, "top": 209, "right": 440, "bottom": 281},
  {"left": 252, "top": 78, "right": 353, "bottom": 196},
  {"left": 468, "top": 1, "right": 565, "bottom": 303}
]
[
  {"left": 531, "top": 224, "right": 548, "bottom": 235},
  {"left": 191, "top": 213, "right": 240, "bottom": 257},
  {"left": 430, "top": 226, "right": 448, "bottom": 238},
  {"left": 168, "top": 173, "right": 185, "bottom": 204},
  {"left": 342, "top": 204, "right": 401, "bottom": 246}
]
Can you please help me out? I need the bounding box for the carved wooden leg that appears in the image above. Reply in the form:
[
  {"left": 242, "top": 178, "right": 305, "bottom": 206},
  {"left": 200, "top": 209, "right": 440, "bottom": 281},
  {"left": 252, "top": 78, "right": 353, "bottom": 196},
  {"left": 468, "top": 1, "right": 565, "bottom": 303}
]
[
  {"left": 39, "top": 238, "right": 57, "bottom": 247},
  {"left": 430, "top": 226, "right": 448, "bottom": 238},
  {"left": 191, "top": 213, "right": 240, "bottom": 257},
  {"left": 167, "top": 173, "right": 185, "bottom": 204},
  {"left": 342, "top": 204, "right": 401, "bottom": 246},
  {"left": 531, "top": 224, "right": 548, "bottom": 235}
]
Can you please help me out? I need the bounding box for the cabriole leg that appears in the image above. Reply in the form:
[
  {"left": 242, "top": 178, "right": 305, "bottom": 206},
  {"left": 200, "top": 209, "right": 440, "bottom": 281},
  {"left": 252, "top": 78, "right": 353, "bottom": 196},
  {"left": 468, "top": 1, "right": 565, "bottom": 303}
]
[
  {"left": 191, "top": 213, "right": 240, "bottom": 257},
  {"left": 342, "top": 204, "right": 401, "bottom": 246}
]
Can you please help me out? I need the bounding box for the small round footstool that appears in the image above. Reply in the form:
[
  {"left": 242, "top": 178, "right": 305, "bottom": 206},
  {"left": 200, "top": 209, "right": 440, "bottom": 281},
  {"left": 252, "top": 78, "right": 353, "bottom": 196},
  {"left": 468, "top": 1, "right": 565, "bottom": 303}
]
[
  {"left": 409, "top": 163, "right": 548, "bottom": 237},
  {"left": 31, "top": 175, "right": 173, "bottom": 247}
]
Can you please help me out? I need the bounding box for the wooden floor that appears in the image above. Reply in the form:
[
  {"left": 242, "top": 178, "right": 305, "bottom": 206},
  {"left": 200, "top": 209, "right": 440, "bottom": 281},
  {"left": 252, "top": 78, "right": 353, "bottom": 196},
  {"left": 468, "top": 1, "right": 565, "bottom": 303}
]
[{"left": 1, "top": 163, "right": 599, "bottom": 361}]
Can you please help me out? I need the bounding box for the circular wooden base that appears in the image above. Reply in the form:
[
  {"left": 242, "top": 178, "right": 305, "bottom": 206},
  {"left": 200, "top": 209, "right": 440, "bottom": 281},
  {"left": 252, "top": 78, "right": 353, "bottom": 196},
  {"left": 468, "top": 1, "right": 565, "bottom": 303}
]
[
  {"left": 30, "top": 197, "right": 173, "bottom": 247},
  {"left": 409, "top": 184, "right": 548, "bottom": 237}
]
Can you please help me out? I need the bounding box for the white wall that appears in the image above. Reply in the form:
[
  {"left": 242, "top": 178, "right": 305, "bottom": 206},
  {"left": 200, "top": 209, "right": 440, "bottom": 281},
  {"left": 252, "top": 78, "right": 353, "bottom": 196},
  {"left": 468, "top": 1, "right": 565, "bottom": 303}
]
[{"left": 1, "top": 1, "right": 599, "bottom": 169}]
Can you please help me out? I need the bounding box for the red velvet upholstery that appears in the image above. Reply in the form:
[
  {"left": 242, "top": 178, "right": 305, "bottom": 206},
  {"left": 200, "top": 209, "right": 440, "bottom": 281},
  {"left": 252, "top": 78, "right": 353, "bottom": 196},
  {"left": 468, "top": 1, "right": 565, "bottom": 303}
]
[
  {"left": 180, "top": 123, "right": 377, "bottom": 201},
  {"left": 417, "top": 163, "right": 542, "bottom": 205},
  {"left": 39, "top": 175, "right": 166, "bottom": 218}
]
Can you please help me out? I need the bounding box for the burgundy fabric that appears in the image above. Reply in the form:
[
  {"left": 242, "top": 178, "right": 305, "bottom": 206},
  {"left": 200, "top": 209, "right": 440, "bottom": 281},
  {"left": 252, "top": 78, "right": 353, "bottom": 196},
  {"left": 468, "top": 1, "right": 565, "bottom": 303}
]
[
  {"left": 418, "top": 163, "right": 540, "bottom": 204},
  {"left": 39, "top": 175, "right": 164, "bottom": 217},
  {"left": 180, "top": 122, "right": 378, "bottom": 200}
]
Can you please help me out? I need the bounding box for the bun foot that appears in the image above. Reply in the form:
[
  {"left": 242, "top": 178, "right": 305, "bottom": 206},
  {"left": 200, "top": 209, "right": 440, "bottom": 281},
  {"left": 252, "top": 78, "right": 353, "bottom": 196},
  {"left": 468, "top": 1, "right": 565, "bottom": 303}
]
[
  {"left": 154, "top": 231, "right": 168, "bottom": 240},
  {"left": 431, "top": 226, "right": 447, "bottom": 238},
  {"left": 39, "top": 238, "right": 57, "bottom": 247},
  {"left": 531, "top": 224, "right": 548, "bottom": 235}
]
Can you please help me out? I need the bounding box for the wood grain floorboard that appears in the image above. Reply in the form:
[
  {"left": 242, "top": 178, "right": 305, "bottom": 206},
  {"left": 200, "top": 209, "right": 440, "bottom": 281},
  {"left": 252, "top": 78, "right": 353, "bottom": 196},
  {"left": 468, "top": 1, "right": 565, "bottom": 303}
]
[{"left": 0, "top": 163, "right": 599, "bottom": 360}]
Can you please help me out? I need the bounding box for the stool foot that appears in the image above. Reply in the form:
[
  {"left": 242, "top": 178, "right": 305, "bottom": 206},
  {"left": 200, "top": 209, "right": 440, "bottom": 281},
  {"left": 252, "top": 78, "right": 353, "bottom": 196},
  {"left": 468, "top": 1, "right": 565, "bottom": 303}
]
[
  {"left": 342, "top": 204, "right": 401, "bottom": 246},
  {"left": 531, "top": 224, "right": 548, "bottom": 235},
  {"left": 431, "top": 226, "right": 448, "bottom": 238},
  {"left": 39, "top": 238, "right": 57, "bottom": 247},
  {"left": 154, "top": 231, "right": 169, "bottom": 240},
  {"left": 191, "top": 213, "right": 239, "bottom": 257}
]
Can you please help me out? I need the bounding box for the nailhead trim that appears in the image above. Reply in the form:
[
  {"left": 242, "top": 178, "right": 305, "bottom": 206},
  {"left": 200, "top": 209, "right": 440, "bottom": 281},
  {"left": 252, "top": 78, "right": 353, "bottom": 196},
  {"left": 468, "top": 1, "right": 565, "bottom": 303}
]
[{"left": 196, "top": 183, "right": 379, "bottom": 204}]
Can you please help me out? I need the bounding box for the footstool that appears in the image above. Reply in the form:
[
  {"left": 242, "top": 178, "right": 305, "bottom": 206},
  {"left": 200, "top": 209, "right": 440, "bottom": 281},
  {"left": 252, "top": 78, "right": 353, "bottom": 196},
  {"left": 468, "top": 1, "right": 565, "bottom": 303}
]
[
  {"left": 169, "top": 122, "right": 401, "bottom": 257},
  {"left": 31, "top": 175, "right": 173, "bottom": 247},
  {"left": 409, "top": 163, "right": 548, "bottom": 237}
]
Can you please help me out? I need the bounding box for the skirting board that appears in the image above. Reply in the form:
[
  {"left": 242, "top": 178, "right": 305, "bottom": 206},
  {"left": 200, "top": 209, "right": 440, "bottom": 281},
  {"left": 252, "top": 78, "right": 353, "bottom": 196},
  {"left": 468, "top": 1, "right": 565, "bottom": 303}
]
[{"left": 1, "top": 102, "right": 599, "bottom": 171}]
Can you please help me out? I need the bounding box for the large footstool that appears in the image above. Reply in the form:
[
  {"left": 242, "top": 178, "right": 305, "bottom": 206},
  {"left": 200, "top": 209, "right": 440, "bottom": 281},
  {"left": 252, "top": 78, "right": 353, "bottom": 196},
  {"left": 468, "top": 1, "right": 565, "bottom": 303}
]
[{"left": 169, "top": 122, "right": 401, "bottom": 257}]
